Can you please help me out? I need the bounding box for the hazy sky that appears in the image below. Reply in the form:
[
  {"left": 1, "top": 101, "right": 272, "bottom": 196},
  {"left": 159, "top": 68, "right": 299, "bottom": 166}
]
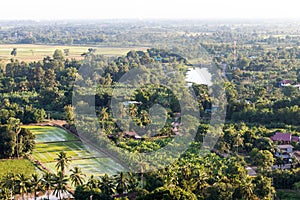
[{"left": 0, "top": 0, "right": 299, "bottom": 20}]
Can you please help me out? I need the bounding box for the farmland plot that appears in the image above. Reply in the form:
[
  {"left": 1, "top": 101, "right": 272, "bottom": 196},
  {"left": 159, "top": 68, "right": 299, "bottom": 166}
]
[{"left": 25, "top": 126, "right": 124, "bottom": 176}]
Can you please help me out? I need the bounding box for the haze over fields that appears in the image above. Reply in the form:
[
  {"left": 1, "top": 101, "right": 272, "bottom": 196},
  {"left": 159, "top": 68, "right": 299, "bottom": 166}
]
[{"left": 0, "top": 0, "right": 299, "bottom": 20}]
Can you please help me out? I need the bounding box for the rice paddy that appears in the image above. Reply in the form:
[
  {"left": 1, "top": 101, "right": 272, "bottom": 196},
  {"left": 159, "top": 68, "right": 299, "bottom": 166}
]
[{"left": 25, "top": 125, "right": 124, "bottom": 176}]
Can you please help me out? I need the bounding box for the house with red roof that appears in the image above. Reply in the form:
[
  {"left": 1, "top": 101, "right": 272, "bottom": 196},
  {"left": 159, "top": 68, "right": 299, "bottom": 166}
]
[
  {"left": 271, "top": 132, "right": 300, "bottom": 144},
  {"left": 271, "top": 132, "right": 292, "bottom": 144},
  {"left": 124, "top": 131, "right": 142, "bottom": 139},
  {"left": 279, "top": 80, "right": 292, "bottom": 87}
]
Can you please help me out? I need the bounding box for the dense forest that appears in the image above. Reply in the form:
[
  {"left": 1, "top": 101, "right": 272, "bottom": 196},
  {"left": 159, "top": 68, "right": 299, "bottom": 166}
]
[{"left": 1, "top": 20, "right": 300, "bottom": 199}]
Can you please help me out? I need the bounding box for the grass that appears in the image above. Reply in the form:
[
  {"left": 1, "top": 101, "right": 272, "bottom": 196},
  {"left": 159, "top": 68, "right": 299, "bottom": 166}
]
[
  {"left": 25, "top": 125, "right": 124, "bottom": 176},
  {"left": 0, "top": 159, "right": 37, "bottom": 178},
  {"left": 0, "top": 44, "right": 147, "bottom": 63}
]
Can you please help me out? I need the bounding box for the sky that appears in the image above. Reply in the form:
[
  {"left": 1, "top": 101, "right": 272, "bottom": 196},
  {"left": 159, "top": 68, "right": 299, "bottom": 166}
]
[{"left": 0, "top": 0, "right": 299, "bottom": 20}]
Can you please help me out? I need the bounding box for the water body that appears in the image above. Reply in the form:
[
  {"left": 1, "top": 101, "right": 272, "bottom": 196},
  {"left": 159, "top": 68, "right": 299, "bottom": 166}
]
[{"left": 186, "top": 67, "right": 212, "bottom": 86}]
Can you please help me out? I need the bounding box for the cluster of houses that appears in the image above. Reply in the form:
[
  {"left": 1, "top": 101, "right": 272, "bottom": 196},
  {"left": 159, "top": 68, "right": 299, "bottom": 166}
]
[{"left": 271, "top": 132, "right": 300, "bottom": 161}]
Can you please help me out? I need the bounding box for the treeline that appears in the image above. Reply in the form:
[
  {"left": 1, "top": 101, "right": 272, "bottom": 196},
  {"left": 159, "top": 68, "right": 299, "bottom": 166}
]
[{"left": 0, "top": 50, "right": 81, "bottom": 123}]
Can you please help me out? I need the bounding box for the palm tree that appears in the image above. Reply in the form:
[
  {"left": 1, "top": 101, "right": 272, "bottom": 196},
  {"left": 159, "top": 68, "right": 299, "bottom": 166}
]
[
  {"left": 16, "top": 173, "right": 29, "bottom": 200},
  {"left": 129, "top": 104, "right": 138, "bottom": 118},
  {"left": 238, "top": 177, "right": 255, "bottom": 200},
  {"left": 163, "top": 168, "right": 178, "bottom": 188},
  {"left": 130, "top": 153, "right": 148, "bottom": 188},
  {"left": 126, "top": 172, "right": 139, "bottom": 192},
  {"left": 191, "top": 168, "right": 209, "bottom": 196},
  {"left": 31, "top": 173, "right": 42, "bottom": 200},
  {"left": 100, "top": 107, "right": 109, "bottom": 129},
  {"left": 70, "top": 167, "right": 85, "bottom": 187},
  {"left": 53, "top": 172, "right": 69, "bottom": 200},
  {"left": 1, "top": 188, "right": 11, "bottom": 200},
  {"left": 1, "top": 173, "right": 16, "bottom": 199},
  {"left": 42, "top": 172, "right": 54, "bottom": 200},
  {"left": 55, "top": 151, "right": 70, "bottom": 175},
  {"left": 86, "top": 175, "right": 98, "bottom": 190},
  {"left": 139, "top": 110, "right": 151, "bottom": 126},
  {"left": 99, "top": 174, "right": 114, "bottom": 196},
  {"left": 181, "top": 165, "right": 192, "bottom": 180},
  {"left": 114, "top": 172, "right": 129, "bottom": 194}
]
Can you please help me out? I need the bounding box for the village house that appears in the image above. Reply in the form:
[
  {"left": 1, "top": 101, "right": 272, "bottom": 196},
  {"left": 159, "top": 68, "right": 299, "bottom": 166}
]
[
  {"left": 279, "top": 80, "right": 292, "bottom": 87},
  {"left": 275, "top": 144, "right": 294, "bottom": 159},
  {"left": 270, "top": 132, "right": 300, "bottom": 144},
  {"left": 124, "top": 131, "right": 142, "bottom": 139}
]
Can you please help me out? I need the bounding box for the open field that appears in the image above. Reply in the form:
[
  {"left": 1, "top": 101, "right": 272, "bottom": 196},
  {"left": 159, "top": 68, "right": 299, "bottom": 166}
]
[
  {"left": 25, "top": 125, "right": 124, "bottom": 176},
  {"left": 0, "top": 159, "right": 37, "bottom": 178},
  {"left": 0, "top": 44, "right": 147, "bottom": 63}
]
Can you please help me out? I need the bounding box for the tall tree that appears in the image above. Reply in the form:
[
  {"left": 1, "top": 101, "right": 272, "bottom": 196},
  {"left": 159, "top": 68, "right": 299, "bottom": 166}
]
[
  {"left": 70, "top": 167, "right": 85, "bottom": 187},
  {"left": 99, "top": 174, "right": 114, "bottom": 196},
  {"left": 30, "top": 173, "right": 41, "bottom": 200},
  {"left": 7, "top": 117, "right": 21, "bottom": 157},
  {"left": 42, "top": 172, "right": 54, "bottom": 200},
  {"left": 53, "top": 49, "right": 64, "bottom": 60},
  {"left": 53, "top": 172, "right": 69, "bottom": 200},
  {"left": 114, "top": 172, "right": 129, "bottom": 195},
  {"left": 55, "top": 151, "right": 70, "bottom": 175},
  {"left": 16, "top": 173, "right": 29, "bottom": 200},
  {"left": 10, "top": 48, "right": 17, "bottom": 57}
]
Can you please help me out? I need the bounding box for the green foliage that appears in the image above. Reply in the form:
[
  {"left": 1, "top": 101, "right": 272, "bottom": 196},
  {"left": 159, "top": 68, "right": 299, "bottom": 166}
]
[
  {"left": 137, "top": 186, "right": 197, "bottom": 200},
  {"left": 0, "top": 159, "right": 36, "bottom": 179},
  {"left": 276, "top": 190, "right": 300, "bottom": 200},
  {"left": 0, "top": 125, "right": 35, "bottom": 158}
]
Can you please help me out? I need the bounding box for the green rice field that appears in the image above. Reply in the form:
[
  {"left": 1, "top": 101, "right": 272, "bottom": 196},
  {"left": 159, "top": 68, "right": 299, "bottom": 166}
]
[{"left": 25, "top": 125, "right": 124, "bottom": 176}]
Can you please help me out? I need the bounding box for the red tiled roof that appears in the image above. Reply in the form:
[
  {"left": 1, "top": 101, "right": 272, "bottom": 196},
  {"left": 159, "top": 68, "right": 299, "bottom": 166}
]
[
  {"left": 271, "top": 132, "right": 291, "bottom": 142},
  {"left": 124, "top": 131, "right": 137, "bottom": 136},
  {"left": 281, "top": 80, "right": 292, "bottom": 84}
]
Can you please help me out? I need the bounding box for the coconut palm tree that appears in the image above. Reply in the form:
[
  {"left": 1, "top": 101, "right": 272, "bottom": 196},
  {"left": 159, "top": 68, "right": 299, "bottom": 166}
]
[
  {"left": 238, "top": 177, "right": 255, "bottom": 200},
  {"left": 0, "top": 188, "right": 11, "bottom": 200},
  {"left": 139, "top": 110, "right": 151, "bottom": 126},
  {"left": 70, "top": 167, "right": 85, "bottom": 187},
  {"left": 16, "top": 173, "right": 29, "bottom": 200},
  {"left": 42, "top": 172, "right": 54, "bottom": 200},
  {"left": 86, "top": 175, "right": 98, "bottom": 190},
  {"left": 163, "top": 168, "right": 178, "bottom": 188},
  {"left": 53, "top": 172, "right": 69, "bottom": 200},
  {"left": 126, "top": 172, "right": 139, "bottom": 192},
  {"left": 100, "top": 107, "right": 109, "bottom": 129},
  {"left": 191, "top": 167, "right": 209, "bottom": 196},
  {"left": 129, "top": 104, "right": 138, "bottom": 118},
  {"left": 55, "top": 151, "right": 70, "bottom": 175},
  {"left": 114, "top": 172, "right": 129, "bottom": 195},
  {"left": 1, "top": 173, "right": 16, "bottom": 198},
  {"left": 31, "top": 173, "right": 42, "bottom": 200},
  {"left": 99, "top": 174, "right": 114, "bottom": 196}
]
